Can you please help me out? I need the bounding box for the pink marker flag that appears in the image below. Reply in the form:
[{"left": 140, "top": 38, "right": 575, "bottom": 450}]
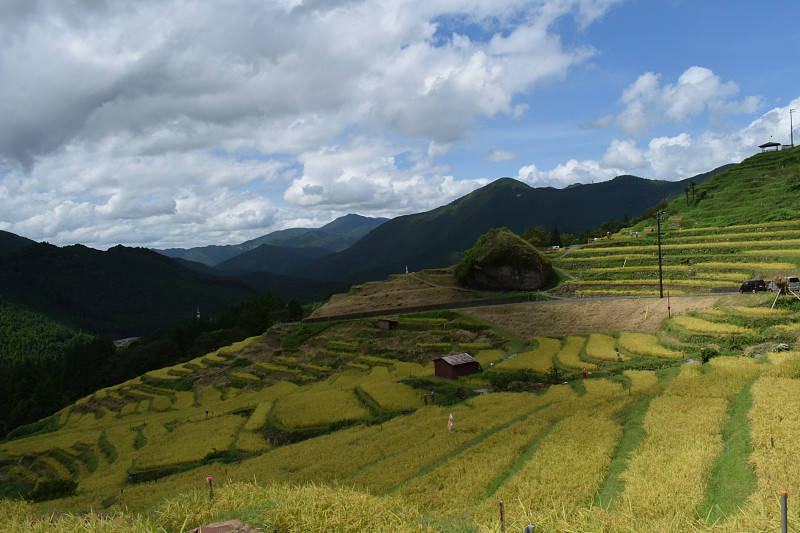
[{"left": 447, "top": 413, "right": 454, "bottom": 430}]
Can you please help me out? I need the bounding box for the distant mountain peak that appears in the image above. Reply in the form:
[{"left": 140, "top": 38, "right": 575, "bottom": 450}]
[{"left": 0, "top": 230, "right": 36, "bottom": 257}]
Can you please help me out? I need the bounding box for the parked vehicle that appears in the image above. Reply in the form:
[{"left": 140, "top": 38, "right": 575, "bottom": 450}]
[
  {"left": 739, "top": 279, "right": 766, "bottom": 293},
  {"left": 789, "top": 276, "right": 800, "bottom": 292},
  {"left": 768, "top": 281, "right": 776, "bottom": 292},
  {"left": 769, "top": 276, "right": 800, "bottom": 293}
]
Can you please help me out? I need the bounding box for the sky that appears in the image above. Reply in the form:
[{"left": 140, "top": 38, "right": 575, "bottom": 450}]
[{"left": 1, "top": 0, "right": 799, "bottom": 250}]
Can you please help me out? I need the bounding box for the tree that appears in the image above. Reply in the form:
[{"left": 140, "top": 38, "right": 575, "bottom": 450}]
[
  {"left": 684, "top": 186, "right": 690, "bottom": 207},
  {"left": 287, "top": 300, "right": 303, "bottom": 321},
  {"left": 548, "top": 225, "right": 562, "bottom": 247},
  {"left": 690, "top": 181, "right": 696, "bottom": 201},
  {"left": 560, "top": 233, "right": 576, "bottom": 246},
  {"left": 522, "top": 226, "right": 548, "bottom": 247},
  {"left": 597, "top": 218, "right": 623, "bottom": 236}
]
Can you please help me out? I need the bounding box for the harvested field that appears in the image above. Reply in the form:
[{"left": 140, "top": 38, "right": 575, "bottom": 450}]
[
  {"left": 464, "top": 295, "right": 726, "bottom": 337},
  {"left": 308, "top": 271, "right": 497, "bottom": 319}
]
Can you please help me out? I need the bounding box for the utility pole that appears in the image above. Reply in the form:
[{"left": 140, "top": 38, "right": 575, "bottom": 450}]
[
  {"left": 657, "top": 212, "right": 665, "bottom": 298},
  {"left": 791, "top": 109, "right": 796, "bottom": 147}
]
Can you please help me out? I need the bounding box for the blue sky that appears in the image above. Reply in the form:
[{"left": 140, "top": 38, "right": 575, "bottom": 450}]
[{"left": 0, "top": 0, "right": 798, "bottom": 249}]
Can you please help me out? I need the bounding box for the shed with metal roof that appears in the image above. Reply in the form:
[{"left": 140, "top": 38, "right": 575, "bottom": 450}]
[{"left": 434, "top": 353, "right": 481, "bottom": 379}]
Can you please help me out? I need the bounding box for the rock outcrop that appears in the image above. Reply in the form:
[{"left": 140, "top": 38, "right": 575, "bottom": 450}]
[{"left": 455, "top": 228, "right": 551, "bottom": 291}]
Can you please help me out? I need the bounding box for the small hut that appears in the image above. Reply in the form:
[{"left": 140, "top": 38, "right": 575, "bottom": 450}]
[
  {"left": 434, "top": 353, "right": 481, "bottom": 379},
  {"left": 759, "top": 141, "right": 781, "bottom": 152},
  {"left": 377, "top": 319, "right": 398, "bottom": 331}
]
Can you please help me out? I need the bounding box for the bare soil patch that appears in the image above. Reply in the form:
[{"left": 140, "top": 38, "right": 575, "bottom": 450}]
[
  {"left": 464, "top": 295, "right": 725, "bottom": 337},
  {"left": 309, "top": 271, "right": 495, "bottom": 319}
]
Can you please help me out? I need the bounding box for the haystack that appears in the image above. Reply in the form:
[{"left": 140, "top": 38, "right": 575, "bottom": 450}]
[{"left": 770, "top": 275, "right": 800, "bottom": 309}]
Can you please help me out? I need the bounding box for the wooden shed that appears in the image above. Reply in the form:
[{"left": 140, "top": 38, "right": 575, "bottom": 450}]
[
  {"left": 434, "top": 353, "right": 481, "bottom": 379},
  {"left": 377, "top": 319, "right": 398, "bottom": 330}
]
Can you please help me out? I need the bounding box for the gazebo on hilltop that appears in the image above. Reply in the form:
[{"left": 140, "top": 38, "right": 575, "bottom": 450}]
[{"left": 759, "top": 141, "right": 782, "bottom": 152}]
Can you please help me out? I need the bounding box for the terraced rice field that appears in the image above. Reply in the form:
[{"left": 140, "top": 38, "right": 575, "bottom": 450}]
[
  {"left": 9, "top": 169, "right": 800, "bottom": 531},
  {"left": 551, "top": 217, "right": 800, "bottom": 297}
]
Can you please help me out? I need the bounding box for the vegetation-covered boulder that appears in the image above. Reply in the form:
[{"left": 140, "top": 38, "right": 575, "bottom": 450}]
[{"left": 455, "top": 228, "right": 551, "bottom": 291}]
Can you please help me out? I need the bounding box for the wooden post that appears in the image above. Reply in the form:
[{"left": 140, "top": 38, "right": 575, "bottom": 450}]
[
  {"left": 771, "top": 289, "right": 781, "bottom": 309},
  {"left": 781, "top": 491, "right": 787, "bottom": 533},
  {"left": 499, "top": 500, "right": 505, "bottom": 533}
]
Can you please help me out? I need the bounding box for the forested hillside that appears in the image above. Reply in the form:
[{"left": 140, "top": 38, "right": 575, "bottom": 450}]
[
  {"left": 0, "top": 294, "right": 299, "bottom": 440},
  {"left": 0, "top": 242, "right": 334, "bottom": 338}
]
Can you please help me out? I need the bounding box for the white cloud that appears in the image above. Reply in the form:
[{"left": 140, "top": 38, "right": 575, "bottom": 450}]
[
  {"left": 517, "top": 159, "right": 619, "bottom": 187},
  {"left": 0, "top": 0, "right": 620, "bottom": 248},
  {"left": 522, "top": 98, "right": 800, "bottom": 185},
  {"left": 484, "top": 149, "right": 515, "bottom": 162},
  {"left": 641, "top": 98, "right": 800, "bottom": 179},
  {"left": 2, "top": 141, "right": 289, "bottom": 248},
  {"left": 615, "top": 66, "right": 763, "bottom": 137},
  {"left": 284, "top": 137, "right": 486, "bottom": 215},
  {"left": 601, "top": 139, "right": 645, "bottom": 170},
  {"left": 585, "top": 114, "right": 614, "bottom": 129},
  {"left": 0, "top": 0, "right": 603, "bottom": 166}
]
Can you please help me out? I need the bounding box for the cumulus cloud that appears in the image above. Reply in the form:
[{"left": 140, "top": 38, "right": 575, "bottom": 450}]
[
  {"left": 284, "top": 137, "right": 486, "bottom": 214},
  {"left": 0, "top": 0, "right": 602, "bottom": 166},
  {"left": 0, "top": 0, "right": 618, "bottom": 248},
  {"left": 600, "top": 139, "right": 645, "bottom": 170},
  {"left": 517, "top": 159, "right": 619, "bottom": 187},
  {"left": 614, "top": 66, "right": 762, "bottom": 137},
  {"left": 521, "top": 98, "right": 800, "bottom": 187},
  {"left": 639, "top": 98, "right": 800, "bottom": 179}
]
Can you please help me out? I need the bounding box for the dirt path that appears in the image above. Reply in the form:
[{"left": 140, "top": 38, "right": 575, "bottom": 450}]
[
  {"left": 183, "top": 519, "right": 260, "bottom": 533},
  {"left": 553, "top": 267, "right": 577, "bottom": 282},
  {"left": 464, "top": 294, "right": 726, "bottom": 337}
]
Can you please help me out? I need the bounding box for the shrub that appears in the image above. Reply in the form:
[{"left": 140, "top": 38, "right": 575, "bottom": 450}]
[
  {"left": 699, "top": 347, "right": 719, "bottom": 363},
  {"left": 28, "top": 478, "right": 77, "bottom": 502}
]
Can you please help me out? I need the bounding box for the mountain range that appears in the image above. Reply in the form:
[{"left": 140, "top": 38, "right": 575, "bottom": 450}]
[
  {"left": 292, "top": 168, "right": 730, "bottom": 284},
  {"left": 0, "top": 168, "right": 730, "bottom": 336},
  {"left": 159, "top": 213, "right": 388, "bottom": 267},
  {"left": 162, "top": 167, "right": 730, "bottom": 283}
]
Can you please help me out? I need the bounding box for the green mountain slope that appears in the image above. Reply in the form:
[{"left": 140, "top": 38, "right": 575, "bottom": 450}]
[
  {"left": 0, "top": 230, "right": 35, "bottom": 257},
  {"left": 661, "top": 148, "right": 800, "bottom": 226},
  {"left": 0, "top": 296, "right": 112, "bottom": 437},
  {"left": 214, "top": 243, "right": 330, "bottom": 275},
  {"left": 300, "top": 171, "right": 727, "bottom": 283},
  {"left": 0, "top": 243, "right": 338, "bottom": 337}
]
